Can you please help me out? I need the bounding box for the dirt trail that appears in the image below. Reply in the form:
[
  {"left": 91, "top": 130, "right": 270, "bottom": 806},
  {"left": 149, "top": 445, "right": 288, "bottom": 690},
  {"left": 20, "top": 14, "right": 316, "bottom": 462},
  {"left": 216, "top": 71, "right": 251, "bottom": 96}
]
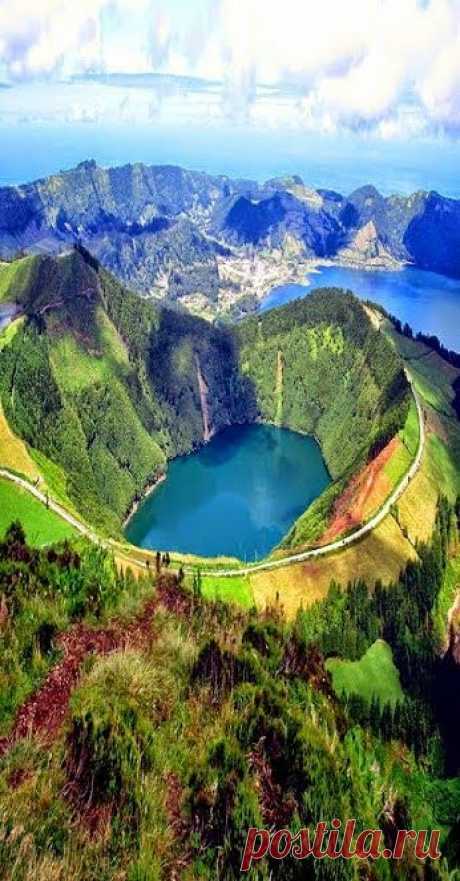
[
  {"left": 249, "top": 744, "right": 296, "bottom": 827},
  {"left": 275, "top": 349, "right": 284, "bottom": 425},
  {"left": 195, "top": 354, "right": 212, "bottom": 442},
  {"left": 3, "top": 625, "right": 120, "bottom": 752},
  {"left": 164, "top": 772, "right": 192, "bottom": 880},
  {"left": 0, "top": 580, "right": 190, "bottom": 758}
]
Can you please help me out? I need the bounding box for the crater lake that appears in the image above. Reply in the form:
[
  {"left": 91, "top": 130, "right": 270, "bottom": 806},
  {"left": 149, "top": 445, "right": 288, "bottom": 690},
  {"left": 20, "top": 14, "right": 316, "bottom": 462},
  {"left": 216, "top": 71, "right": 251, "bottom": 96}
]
[{"left": 124, "top": 424, "right": 330, "bottom": 560}]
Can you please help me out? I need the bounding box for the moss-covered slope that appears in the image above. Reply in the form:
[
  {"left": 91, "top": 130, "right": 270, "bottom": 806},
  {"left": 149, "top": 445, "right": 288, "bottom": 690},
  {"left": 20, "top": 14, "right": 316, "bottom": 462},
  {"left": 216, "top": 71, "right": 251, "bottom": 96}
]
[
  {"left": 0, "top": 249, "right": 410, "bottom": 540},
  {"left": 237, "top": 291, "right": 409, "bottom": 479}
]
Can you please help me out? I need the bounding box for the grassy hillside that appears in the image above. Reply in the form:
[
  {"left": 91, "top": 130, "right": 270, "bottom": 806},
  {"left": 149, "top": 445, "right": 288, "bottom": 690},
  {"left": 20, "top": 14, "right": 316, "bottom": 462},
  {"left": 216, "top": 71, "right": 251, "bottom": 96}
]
[
  {"left": 0, "top": 256, "right": 36, "bottom": 302},
  {"left": 0, "top": 252, "right": 238, "bottom": 533},
  {"left": 248, "top": 319, "right": 460, "bottom": 617},
  {"left": 0, "top": 401, "right": 40, "bottom": 482},
  {"left": 0, "top": 479, "right": 76, "bottom": 545},
  {"left": 237, "top": 291, "right": 409, "bottom": 479},
  {"left": 238, "top": 293, "right": 411, "bottom": 551},
  {"left": 326, "top": 639, "right": 404, "bottom": 707},
  {"left": 0, "top": 499, "right": 459, "bottom": 880},
  {"left": 0, "top": 250, "right": 410, "bottom": 547}
]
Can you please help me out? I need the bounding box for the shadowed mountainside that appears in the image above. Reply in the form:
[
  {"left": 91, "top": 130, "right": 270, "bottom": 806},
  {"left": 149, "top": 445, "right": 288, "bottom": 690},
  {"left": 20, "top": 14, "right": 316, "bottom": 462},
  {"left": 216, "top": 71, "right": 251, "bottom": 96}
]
[
  {"left": 0, "top": 162, "right": 459, "bottom": 314},
  {"left": 0, "top": 248, "right": 410, "bottom": 541}
]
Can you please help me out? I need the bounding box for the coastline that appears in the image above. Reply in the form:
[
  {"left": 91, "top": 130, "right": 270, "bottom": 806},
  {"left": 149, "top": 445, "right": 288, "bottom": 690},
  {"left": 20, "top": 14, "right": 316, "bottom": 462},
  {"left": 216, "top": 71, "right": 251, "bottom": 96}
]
[
  {"left": 165, "top": 247, "right": 406, "bottom": 323},
  {"left": 123, "top": 471, "right": 167, "bottom": 528},
  {"left": 230, "top": 255, "right": 405, "bottom": 320},
  {"left": 253, "top": 256, "right": 407, "bottom": 317},
  {"left": 310, "top": 256, "right": 405, "bottom": 274},
  {"left": 123, "top": 426, "right": 222, "bottom": 531}
]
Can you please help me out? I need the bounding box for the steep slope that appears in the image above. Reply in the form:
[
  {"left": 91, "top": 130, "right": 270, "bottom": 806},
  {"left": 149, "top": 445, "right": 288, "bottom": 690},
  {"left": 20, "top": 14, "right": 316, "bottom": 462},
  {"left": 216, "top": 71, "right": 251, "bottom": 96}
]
[
  {"left": 237, "top": 291, "right": 409, "bottom": 478},
  {"left": 214, "top": 189, "right": 342, "bottom": 256},
  {"left": 0, "top": 161, "right": 240, "bottom": 304},
  {"left": 0, "top": 162, "right": 459, "bottom": 319},
  {"left": 0, "top": 249, "right": 410, "bottom": 544},
  {"left": 344, "top": 185, "right": 460, "bottom": 277},
  {"left": 0, "top": 249, "right": 249, "bottom": 532}
]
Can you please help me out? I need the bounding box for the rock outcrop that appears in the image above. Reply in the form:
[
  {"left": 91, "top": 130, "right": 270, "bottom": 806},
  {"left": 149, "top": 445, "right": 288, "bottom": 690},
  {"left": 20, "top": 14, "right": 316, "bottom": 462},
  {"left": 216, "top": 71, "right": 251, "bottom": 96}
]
[{"left": 0, "top": 161, "right": 459, "bottom": 314}]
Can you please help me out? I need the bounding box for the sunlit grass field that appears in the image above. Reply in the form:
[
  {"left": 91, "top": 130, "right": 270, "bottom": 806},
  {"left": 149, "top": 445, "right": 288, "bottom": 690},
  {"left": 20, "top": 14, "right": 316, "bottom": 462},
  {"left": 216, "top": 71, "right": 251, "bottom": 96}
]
[
  {"left": 0, "top": 257, "right": 35, "bottom": 302},
  {"left": 201, "top": 574, "right": 254, "bottom": 608},
  {"left": 0, "top": 401, "right": 40, "bottom": 481},
  {"left": 0, "top": 478, "right": 76, "bottom": 545},
  {"left": 326, "top": 639, "right": 404, "bottom": 706}
]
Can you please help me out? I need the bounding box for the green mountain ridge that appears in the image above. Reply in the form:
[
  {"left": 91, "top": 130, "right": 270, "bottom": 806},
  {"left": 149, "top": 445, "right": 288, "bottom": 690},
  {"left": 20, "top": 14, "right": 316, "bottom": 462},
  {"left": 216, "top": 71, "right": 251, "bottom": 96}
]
[
  {"left": 0, "top": 248, "right": 410, "bottom": 546},
  {"left": 1, "top": 251, "right": 460, "bottom": 881}
]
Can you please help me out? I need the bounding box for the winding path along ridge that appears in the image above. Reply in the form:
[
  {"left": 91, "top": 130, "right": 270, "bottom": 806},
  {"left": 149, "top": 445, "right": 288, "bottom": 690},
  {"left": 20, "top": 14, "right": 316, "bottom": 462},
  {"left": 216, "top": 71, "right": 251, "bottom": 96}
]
[{"left": 0, "top": 374, "right": 424, "bottom": 578}]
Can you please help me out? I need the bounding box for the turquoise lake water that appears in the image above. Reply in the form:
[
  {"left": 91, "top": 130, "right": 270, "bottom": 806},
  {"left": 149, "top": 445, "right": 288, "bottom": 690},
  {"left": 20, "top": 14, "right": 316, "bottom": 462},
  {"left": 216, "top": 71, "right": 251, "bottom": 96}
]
[
  {"left": 124, "top": 424, "right": 330, "bottom": 560},
  {"left": 262, "top": 265, "right": 460, "bottom": 351}
]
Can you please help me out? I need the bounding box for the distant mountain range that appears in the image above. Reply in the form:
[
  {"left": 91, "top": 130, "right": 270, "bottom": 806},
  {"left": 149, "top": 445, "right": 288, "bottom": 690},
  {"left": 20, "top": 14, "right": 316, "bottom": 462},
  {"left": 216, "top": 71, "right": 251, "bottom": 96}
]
[{"left": 0, "top": 160, "right": 459, "bottom": 317}]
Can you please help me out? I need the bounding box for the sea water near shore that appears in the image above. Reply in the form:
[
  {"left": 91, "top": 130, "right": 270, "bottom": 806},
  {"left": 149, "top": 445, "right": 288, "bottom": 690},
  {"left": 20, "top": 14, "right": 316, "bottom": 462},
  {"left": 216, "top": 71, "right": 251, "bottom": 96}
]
[{"left": 263, "top": 264, "right": 460, "bottom": 351}]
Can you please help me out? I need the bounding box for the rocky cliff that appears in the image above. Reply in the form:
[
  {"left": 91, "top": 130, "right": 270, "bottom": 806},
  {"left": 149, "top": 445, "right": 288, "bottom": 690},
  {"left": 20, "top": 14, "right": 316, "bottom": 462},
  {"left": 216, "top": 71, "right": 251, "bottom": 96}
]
[{"left": 1, "top": 162, "right": 459, "bottom": 316}]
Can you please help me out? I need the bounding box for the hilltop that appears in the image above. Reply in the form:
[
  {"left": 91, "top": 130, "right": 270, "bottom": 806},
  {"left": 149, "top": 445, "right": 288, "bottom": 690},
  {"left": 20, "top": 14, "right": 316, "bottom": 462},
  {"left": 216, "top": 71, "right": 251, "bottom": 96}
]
[
  {"left": 0, "top": 248, "right": 409, "bottom": 546},
  {"left": 0, "top": 161, "right": 459, "bottom": 318}
]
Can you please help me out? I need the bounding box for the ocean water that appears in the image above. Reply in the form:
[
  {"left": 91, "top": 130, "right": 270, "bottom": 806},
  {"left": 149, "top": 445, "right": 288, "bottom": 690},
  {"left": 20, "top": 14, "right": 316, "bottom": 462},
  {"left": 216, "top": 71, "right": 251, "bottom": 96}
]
[
  {"left": 1, "top": 120, "right": 460, "bottom": 198},
  {"left": 125, "top": 423, "right": 330, "bottom": 560},
  {"left": 263, "top": 265, "right": 460, "bottom": 351}
]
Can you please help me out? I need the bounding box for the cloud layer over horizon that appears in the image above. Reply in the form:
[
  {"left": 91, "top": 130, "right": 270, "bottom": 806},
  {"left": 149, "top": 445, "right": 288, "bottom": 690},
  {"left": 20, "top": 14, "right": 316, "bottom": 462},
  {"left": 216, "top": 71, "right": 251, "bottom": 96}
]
[{"left": 1, "top": 0, "right": 459, "bottom": 137}]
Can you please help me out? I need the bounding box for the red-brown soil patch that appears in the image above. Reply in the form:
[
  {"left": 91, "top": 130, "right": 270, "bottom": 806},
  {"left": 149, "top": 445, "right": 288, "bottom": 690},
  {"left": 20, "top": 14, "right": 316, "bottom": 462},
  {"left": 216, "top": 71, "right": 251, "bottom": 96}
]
[
  {"left": 6, "top": 767, "right": 33, "bottom": 790},
  {"left": 0, "top": 575, "right": 192, "bottom": 759},
  {"left": 164, "top": 772, "right": 190, "bottom": 841},
  {"left": 158, "top": 578, "right": 194, "bottom": 617},
  {"left": 164, "top": 771, "right": 193, "bottom": 880},
  {"left": 0, "top": 576, "right": 196, "bottom": 755},
  {"left": 320, "top": 437, "right": 399, "bottom": 544},
  {"left": 0, "top": 608, "right": 156, "bottom": 757},
  {"left": 249, "top": 744, "right": 297, "bottom": 827}
]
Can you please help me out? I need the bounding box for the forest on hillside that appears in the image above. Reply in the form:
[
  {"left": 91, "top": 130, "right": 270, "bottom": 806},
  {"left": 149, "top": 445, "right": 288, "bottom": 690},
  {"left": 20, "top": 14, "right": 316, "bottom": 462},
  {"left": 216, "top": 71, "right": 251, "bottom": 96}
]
[{"left": 0, "top": 251, "right": 410, "bottom": 545}]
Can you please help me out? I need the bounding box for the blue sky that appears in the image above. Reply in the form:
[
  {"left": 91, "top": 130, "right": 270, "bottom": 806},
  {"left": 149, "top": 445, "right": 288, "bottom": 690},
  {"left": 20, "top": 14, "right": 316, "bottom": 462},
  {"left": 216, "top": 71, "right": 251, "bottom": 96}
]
[{"left": 0, "top": 0, "right": 459, "bottom": 138}]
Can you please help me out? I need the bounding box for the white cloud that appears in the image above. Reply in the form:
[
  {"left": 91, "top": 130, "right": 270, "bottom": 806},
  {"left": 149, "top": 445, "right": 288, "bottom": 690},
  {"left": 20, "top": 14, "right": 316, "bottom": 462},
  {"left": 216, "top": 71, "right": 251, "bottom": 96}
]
[
  {"left": 1, "top": 0, "right": 460, "bottom": 135},
  {"left": 0, "top": 0, "right": 104, "bottom": 78},
  {"left": 202, "top": 0, "right": 460, "bottom": 133}
]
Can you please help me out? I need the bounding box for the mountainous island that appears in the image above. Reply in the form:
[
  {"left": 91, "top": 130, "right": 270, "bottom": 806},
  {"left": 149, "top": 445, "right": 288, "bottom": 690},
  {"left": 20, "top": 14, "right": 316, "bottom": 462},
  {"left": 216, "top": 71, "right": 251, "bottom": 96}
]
[
  {"left": 1, "top": 161, "right": 459, "bottom": 319},
  {"left": 0, "top": 171, "right": 459, "bottom": 881}
]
